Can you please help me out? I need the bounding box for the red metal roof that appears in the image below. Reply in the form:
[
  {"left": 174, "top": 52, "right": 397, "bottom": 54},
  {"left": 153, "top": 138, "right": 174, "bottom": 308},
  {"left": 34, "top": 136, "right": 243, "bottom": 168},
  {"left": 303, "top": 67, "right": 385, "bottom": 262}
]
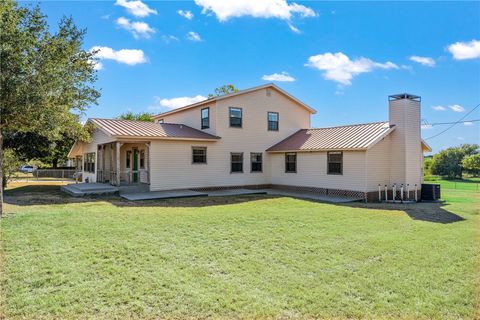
[
  {"left": 267, "top": 121, "right": 394, "bottom": 152},
  {"left": 90, "top": 118, "right": 220, "bottom": 140}
]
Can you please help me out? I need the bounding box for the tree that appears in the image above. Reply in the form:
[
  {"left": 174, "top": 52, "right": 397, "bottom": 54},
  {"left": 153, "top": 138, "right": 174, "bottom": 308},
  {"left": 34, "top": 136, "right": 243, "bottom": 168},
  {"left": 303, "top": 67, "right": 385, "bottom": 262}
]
[
  {"left": 208, "top": 84, "right": 239, "bottom": 98},
  {"left": 2, "top": 149, "right": 21, "bottom": 189},
  {"left": 430, "top": 144, "right": 479, "bottom": 179},
  {"left": 0, "top": 1, "right": 100, "bottom": 216},
  {"left": 423, "top": 156, "right": 433, "bottom": 176},
  {"left": 117, "top": 111, "right": 154, "bottom": 122},
  {"left": 462, "top": 154, "right": 480, "bottom": 176}
]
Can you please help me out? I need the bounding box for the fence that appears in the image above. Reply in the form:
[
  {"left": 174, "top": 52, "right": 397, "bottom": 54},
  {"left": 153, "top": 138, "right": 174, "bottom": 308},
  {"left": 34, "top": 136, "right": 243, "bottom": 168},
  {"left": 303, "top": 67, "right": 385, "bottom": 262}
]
[{"left": 13, "top": 169, "right": 78, "bottom": 182}]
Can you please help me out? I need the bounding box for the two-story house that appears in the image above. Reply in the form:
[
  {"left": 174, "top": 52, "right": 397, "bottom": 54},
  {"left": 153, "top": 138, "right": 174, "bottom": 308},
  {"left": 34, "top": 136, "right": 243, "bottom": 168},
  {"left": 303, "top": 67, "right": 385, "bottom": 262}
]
[{"left": 68, "top": 83, "right": 431, "bottom": 201}]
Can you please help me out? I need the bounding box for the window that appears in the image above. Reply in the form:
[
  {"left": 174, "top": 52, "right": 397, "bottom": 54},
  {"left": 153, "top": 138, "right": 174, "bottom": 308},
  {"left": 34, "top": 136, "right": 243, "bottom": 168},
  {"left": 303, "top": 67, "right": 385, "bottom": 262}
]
[
  {"left": 230, "top": 152, "right": 243, "bottom": 173},
  {"left": 126, "top": 150, "right": 131, "bottom": 168},
  {"left": 158, "top": 119, "right": 164, "bottom": 124},
  {"left": 201, "top": 107, "right": 209, "bottom": 129},
  {"left": 268, "top": 112, "right": 279, "bottom": 131},
  {"left": 285, "top": 152, "right": 296, "bottom": 173},
  {"left": 327, "top": 151, "right": 343, "bottom": 175},
  {"left": 250, "top": 153, "right": 263, "bottom": 172},
  {"left": 139, "top": 150, "right": 145, "bottom": 169},
  {"left": 229, "top": 107, "right": 242, "bottom": 128},
  {"left": 192, "top": 147, "right": 207, "bottom": 164},
  {"left": 84, "top": 152, "right": 95, "bottom": 173}
]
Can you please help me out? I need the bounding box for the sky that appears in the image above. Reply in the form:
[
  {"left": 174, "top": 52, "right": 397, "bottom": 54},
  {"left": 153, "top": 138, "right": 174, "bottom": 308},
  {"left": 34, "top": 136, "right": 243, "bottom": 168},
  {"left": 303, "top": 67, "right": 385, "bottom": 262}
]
[{"left": 35, "top": 0, "right": 480, "bottom": 154}]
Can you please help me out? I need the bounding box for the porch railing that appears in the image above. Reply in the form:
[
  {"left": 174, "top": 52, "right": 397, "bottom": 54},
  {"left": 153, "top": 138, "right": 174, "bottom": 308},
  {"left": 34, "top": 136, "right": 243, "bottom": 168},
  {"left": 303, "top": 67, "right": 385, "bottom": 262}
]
[{"left": 100, "top": 170, "right": 149, "bottom": 185}]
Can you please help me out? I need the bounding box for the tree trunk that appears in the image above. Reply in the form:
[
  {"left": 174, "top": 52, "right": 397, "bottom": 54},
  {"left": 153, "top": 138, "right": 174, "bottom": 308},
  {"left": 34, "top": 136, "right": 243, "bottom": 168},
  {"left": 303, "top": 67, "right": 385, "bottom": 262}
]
[
  {"left": 0, "top": 130, "right": 3, "bottom": 218},
  {"left": 52, "top": 158, "right": 58, "bottom": 168}
]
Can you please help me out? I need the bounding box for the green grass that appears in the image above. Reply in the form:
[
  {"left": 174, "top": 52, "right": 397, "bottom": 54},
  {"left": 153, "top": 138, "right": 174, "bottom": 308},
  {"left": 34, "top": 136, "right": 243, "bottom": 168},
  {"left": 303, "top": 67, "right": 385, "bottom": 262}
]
[{"left": 1, "top": 183, "right": 479, "bottom": 319}]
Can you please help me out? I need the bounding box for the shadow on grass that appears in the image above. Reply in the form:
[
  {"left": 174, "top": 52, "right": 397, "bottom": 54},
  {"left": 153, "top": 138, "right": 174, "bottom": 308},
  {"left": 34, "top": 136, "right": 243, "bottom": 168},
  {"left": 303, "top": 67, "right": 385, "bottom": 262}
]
[{"left": 4, "top": 184, "right": 466, "bottom": 224}]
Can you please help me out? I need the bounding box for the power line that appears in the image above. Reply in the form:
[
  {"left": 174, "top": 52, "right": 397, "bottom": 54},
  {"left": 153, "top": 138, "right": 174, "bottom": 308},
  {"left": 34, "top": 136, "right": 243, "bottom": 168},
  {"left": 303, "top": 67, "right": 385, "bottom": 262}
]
[
  {"left": 425, "top": 103, "right": 480, "bottom": 140},
  {"left": 422, "top": 119, "right": 480, "bottom": 126}
]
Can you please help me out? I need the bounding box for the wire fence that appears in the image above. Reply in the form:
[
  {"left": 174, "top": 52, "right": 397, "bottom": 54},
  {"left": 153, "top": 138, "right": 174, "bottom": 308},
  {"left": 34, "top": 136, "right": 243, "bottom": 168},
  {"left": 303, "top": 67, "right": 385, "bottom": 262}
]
[{"left": 12, "top": 169, "right": 78, "bottom": 182}]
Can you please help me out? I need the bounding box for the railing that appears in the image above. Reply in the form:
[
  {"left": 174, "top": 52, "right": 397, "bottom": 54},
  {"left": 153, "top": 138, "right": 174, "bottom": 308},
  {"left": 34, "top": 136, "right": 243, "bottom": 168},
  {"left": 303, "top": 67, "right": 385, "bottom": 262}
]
[{"left": 105, "top": 170, "right": 149, "bottom": 185}]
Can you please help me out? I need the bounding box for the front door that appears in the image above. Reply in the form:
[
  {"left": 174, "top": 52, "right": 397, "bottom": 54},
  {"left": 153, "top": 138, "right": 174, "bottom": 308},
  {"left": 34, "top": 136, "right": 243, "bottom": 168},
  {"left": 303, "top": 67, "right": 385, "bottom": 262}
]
[{"left": 133, "top": 148, "right": 139, "bottom": 183}]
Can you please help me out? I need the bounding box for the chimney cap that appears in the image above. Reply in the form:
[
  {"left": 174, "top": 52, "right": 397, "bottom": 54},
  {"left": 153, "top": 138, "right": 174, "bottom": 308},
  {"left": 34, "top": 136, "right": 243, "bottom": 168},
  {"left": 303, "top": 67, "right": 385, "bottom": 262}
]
[{"left": 389, "top": 93, "right": 421, "bottom": 101}]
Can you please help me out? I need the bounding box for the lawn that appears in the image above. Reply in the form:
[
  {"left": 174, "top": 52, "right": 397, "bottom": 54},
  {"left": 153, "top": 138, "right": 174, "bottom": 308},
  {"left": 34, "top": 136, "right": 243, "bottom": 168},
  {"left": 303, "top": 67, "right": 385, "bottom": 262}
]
[{"left": 0, "top": 182, "right": 478, "bottom": 319}]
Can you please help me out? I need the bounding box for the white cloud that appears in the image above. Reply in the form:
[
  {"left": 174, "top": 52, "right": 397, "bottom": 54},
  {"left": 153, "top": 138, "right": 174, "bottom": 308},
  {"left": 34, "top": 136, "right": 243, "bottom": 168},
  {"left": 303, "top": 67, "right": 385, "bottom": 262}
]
[
  {"left": 457, "top": 137, "right": 465, "bottom": 141},
  {"left": 161, "top": 35, "right": 180, "bottom": 44},
  {"left": 431, "top": 105, "right": 446, "bottom": 111},
  {"left": 178, "top": 10, "right": 194, "bottom": 20},
  {"left": 116, "top": 17, "right": 155, "bottom": 39},
  {"left": 287, "top": 23, "right": 300, "bottom": 34},
  {"left": 91, "top": 46, "right": 147, "bottom": 66},
  {"left": 262, "top": 72, "right": 295, "bottom": 82},
  {"left": 115, "top": 0, "right": 157, "bottom": 17},
  {"left": 449, "top": 104, "right": 465, "bottom": 112},
  {"left": 409, "top": 55, "right": 435, "bottom": 67},
  {"left": 153, "top": 95, "right": 207, "bottom": 110},
  {"left": 421, "top": 124, "right": 433, "bottom": 130},
  {"left": 464, "top": 121, "right": 474, "bottom": 126},
  {"left": 195, "top": 0, "right": 316, "bottom": 22},
  {"left": 447, "top": 40, "right": 480, "bottom": 60},
  {"left": 186, "top": 31, "right": 202, "bottom": 42},
  {"left": 305, "top": 52, "right": 399, "bottom": 86}
]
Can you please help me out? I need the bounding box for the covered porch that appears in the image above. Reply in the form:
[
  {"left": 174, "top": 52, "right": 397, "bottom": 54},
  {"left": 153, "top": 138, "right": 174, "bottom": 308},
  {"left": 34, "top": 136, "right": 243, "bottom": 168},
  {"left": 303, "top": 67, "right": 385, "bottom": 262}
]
[{"left": 96, "top": 141, "right": 151, "bottom": 187}]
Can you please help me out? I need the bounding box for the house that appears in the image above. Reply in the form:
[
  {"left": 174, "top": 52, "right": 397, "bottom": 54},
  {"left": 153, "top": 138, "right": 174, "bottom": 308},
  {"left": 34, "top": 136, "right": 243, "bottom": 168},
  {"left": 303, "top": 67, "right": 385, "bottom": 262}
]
[{"left": 68, "top": 83, "right": 431, "bottom": 201}]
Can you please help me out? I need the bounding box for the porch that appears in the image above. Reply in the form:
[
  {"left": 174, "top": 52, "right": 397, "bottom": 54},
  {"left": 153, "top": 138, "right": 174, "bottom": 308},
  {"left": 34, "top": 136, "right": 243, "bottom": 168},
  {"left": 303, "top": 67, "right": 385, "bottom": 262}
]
[{"left": 95, "top": 141, "right": 151, "bottom": 187}]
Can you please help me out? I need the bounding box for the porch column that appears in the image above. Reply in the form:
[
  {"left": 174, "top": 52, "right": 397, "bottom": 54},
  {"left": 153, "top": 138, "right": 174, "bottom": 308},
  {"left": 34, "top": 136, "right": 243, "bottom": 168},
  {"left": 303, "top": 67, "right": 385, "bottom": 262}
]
[
  {"left": 110, "top": 143, "right": 114, "bottom": 185},
  {"left": 145, "top": 142, "right": 150, "bottom": 184},
  {"left": 116, "top": 141, "right": 121, "bottom": 186}
]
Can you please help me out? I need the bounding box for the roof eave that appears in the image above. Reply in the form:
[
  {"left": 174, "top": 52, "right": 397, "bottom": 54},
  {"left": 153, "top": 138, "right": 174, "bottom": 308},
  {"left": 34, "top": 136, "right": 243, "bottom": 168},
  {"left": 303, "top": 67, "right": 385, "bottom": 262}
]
[
  {"left": 266, "top": 148, "right": 369, "bottom": 153},
  {"left": 112, "top": 135, "right": 221, "bottom": 141}
]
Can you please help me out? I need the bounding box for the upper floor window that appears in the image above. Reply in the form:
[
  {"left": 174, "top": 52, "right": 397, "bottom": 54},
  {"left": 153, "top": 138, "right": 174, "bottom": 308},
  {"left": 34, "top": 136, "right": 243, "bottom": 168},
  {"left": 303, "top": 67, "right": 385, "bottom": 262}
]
[
  {"left": 231, "top": 152, "right": 243, "bottom": 173},
  {"left": 84, "top": 152, "right": 95, "bottom": 173},
  {"left": 285, "top": 152, "right": 296, "bottom": 173},
  {"left": 158, "top": 119, "right": 164, "bottom": 124},
  {"left": 268, "top": 112, "right": 279, "bottom": 131},
  {"left": 192, "top": 147, "right": 207, "bottom": 164},
  {"left": 250, "top": 153, "right": 263, "bottom": 172},
  {"left": 201, "top": 107, "right": 209, "bottom": 129},
  {"left": 229, "top": 107, "right": 242, "bottom": 128},
  {"left": 327, "top": 151, "right": 343, "bottom": 175}
]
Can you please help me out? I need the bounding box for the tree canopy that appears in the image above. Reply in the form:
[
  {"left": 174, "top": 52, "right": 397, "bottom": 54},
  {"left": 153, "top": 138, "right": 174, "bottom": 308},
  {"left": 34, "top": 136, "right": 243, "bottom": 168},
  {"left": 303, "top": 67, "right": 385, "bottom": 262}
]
[
  {"left": 430, "top": 144, "right": 479, "bottom": 178},
  {"left": 0, "top": 0, "right": 100, "bottom": 215},
  {"left": 208, "top": 84, "right": 239, "bottom": 98},
  {"left": 117, "top": 111, "right": 154, "bottom": 122}
]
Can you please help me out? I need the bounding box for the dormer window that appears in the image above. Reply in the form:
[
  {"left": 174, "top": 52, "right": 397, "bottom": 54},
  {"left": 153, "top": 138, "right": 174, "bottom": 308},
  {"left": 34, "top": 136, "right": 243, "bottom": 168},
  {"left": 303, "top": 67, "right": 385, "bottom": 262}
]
[
  {"left": 201, "top": 107, "right": 209, "bottom": 129},
  {"left": 229, "top": 107, "right": 242, "bottom": 128}
]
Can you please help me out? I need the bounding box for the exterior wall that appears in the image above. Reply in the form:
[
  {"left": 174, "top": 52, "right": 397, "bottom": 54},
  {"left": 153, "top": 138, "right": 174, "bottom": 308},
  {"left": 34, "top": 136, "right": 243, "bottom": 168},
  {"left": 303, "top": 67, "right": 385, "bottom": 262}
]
[
  {"left": 149, "top": 88, "right": 312, "bottom": 191},
  {"left": 157, "top": 103, "right": 217, "bottom": 136},
  {"left": 269, "top": 151, "right": 367, "bottom": 192},
  {"left": 81, "top": 129, "right": 115, "bottom": 182},
  {"left": 388, "top": 98, "right": 422, "bottom": 188},
  {"left": 365, "top": 135, "right": 391, "bottom": 191}
]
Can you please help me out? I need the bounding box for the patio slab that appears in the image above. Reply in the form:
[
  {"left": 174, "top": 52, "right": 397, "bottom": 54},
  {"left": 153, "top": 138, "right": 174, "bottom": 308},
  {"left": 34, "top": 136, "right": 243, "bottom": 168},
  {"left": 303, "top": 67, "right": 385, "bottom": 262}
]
[
  {"left": 120, "top": 189, "right": 208, "bottom": 201},
  {"left": 207, "top": 189, "right": 268, "bottom": 197},
  {"left": 61, "top": 183, "right": 119, "bottom": 197}
]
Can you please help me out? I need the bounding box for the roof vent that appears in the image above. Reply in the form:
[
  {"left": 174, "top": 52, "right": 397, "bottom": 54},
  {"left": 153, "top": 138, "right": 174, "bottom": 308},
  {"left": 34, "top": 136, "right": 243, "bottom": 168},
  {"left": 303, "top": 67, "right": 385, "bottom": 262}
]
[{"left": 388, "top": 93, "right": 421, "bottom": 102}]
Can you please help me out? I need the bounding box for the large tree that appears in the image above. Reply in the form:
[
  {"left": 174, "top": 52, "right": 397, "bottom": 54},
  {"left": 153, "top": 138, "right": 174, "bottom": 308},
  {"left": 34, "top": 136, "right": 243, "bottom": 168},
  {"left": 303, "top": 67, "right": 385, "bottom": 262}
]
[
  {"left": 430, "top": 144, "right": 479, "bottom": 179},
  {"left": 0, "top": 1, "right": 99, "bottom": 216}
]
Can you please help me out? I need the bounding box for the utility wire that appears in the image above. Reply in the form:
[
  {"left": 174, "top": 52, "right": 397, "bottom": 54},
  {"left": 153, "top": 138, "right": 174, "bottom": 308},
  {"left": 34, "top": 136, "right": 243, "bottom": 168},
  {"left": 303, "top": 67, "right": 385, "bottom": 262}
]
[
  {"left": 422, "top": 119, "right": 480, "bottom": 126},
  {"left": 425, "top": 103, "right": 480, "bottom": 140}
]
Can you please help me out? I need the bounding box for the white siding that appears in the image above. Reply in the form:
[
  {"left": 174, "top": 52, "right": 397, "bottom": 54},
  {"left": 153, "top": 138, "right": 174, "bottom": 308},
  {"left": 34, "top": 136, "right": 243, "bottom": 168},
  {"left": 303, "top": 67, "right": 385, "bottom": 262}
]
[
  {"left": 149, "top": 88, "right": 311, "bottom": 191},
  {"left": 269, "top": 151, "right": 367, "bottom": 191},
  {"left": 159, "top": 103, "right": 217, "bottom": 136},
  {"left": 82, "top": 129, "right": 114, "bottom": 182},
  {"left": 365, "top": 136, "right": 391, "bottom": 191}
]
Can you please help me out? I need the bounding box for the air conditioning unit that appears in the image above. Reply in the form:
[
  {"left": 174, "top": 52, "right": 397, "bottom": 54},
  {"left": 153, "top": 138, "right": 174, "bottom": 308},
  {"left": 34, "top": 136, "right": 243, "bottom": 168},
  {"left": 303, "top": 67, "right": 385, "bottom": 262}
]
[{"left": 421, "top": 184, "right": 441, "bottom": 201}]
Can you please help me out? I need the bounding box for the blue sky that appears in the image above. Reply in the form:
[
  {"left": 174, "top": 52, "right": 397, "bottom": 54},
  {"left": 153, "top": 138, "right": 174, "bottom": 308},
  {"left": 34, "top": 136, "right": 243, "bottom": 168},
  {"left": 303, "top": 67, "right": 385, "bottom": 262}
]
[{"left": 37, "top": 1, "right": 479, "bottom": 153}]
